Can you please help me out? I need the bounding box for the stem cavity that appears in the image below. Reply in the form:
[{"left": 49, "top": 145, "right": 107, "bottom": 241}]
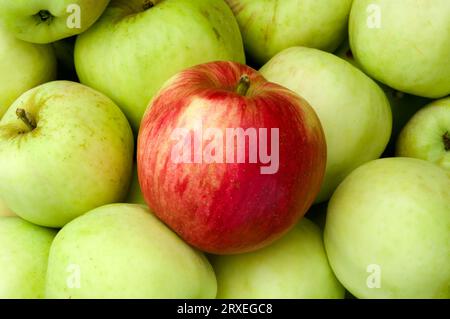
[
  {"left": 37, "top": 10, "right": 53, "bottom": 22},
  {"left": 16, "top": 109, "right": 36, "bottom": 131},
  {"left": 236, "top": 75, "right": 250, "bottom": 97}
]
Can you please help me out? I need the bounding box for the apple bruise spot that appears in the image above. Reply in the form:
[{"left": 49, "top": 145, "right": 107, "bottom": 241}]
[
  {"left": 199, "top": 9, "right": 222, "bottom": 41},
  {"left": 212, "top": 27, "right": 221, "bottom": 41},
  {"left": 443, "top": 131, "right": 450, "bottom": 151}
]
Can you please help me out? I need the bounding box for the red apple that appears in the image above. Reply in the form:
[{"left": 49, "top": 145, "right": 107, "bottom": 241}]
[{"left": 137, "top": 61, "right": 326, "bottom": 254}]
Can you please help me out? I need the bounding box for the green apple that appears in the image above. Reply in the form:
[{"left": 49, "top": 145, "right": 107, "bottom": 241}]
[
  {"left": 349, "top": 0, "right": 450, "bottom": 98},
  {"left": 75, "top": 0, "right": 245, "bottom": 131},
  {"left": 0, "top": 217, "right": 57, "bottom": 298},
  {"left": 210, "top": 218, "right": 344, "bottom": 299},
  {"left": 0, "top": 26, "right": 56, "bottom": 119},
  {"left": 260, "top": 47, "right": 392, "bottom": 203},
  {"left": 126, "top": 166, "right": 146, "bottom": 205},
  {"left": 0, "top": 0, "right": 110, "bottom": 43},
  {"left": 396, "top": 97, "right": 450, "bottom": 171},
  {"left": 226, "top": 0, "right": 353, "bottom": 66},
  {"left": 0, "top": 81, "right": 134, "bottom": 228},
  {"left": 335, "top": 40, "right": 429, "bottom": 155},
  {"left": 0, "top": 197, "right": 15, "bottom": 217},
  {"left": 45, "top": 204, "right": 217, "bottom": 298},
  {"left": 324, "top": 158, "right": 450, "bottom": 298}
]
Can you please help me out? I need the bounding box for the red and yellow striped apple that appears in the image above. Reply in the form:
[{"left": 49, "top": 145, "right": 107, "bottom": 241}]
[{"left": 138, "top": 61, "right": 326, "bottom": 254}]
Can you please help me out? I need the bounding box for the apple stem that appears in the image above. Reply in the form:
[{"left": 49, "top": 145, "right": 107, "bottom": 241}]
[
  {"left": 443, "top": 131, "right": 450, "bottom": 151},
  {"left": 236, "top": 75, "right": 250, "bottom": 97},
  {"left": 16, "top": 109, "right": 36, "bottom": 131}
]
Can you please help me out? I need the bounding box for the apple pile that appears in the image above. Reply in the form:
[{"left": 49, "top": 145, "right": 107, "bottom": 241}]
[{"left": 0, "top": 0, "right": 448, "bottom": 300}]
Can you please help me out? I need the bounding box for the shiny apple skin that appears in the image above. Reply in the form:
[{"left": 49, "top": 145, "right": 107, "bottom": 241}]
[{"left": 138, "top": 61, "right": 326, "bottom": 254}]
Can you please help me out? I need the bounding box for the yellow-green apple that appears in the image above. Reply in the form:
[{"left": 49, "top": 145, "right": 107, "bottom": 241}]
[
  {"left": 260, "top": 47, "right": 392, "bottom": 203},
  {"left": 138, "top": 61, "right": 326, "bottom": 254},
  {"left": 210, "top": 218, "right": 344, "bottom": 298},
  {"left": 0, "top": 0, "right": 110, "bottom": 43},
  {"left": 349, "top": 0, "right": 450, "bottom": 98},
  {"left": 396, "top": 97, "right": 450, "bottom": 171},
  {"left": 0, "top": 26, "right": 56, "bottom": 119},
  {"left": 324, "top": 158, "right": 450, "bottom": 298},
  {"left": 126, "top": 166, "right": 146, "bottom": 205},
  {"left": 335, "top": 40, "right": 429, "bottom": 155},
  {"left": 45, "top": 204, "right": 217, "bottom": 298},
  {"left": 0, "top": 81, "right": 134, "bottom": 228},
  {"left": 75, "top": 0, "right": 245, "bottom": 131},
  {"left": 225, "top": 0, "right": 353, "bottom": 67},
  {"left": 0, "top": 217, "right": 57, "bottom": 298},
  {"left": 0, "top": 197, "right": 15, "bottom": 217}
]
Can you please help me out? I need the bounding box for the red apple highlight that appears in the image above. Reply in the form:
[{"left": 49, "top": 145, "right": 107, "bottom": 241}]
[{"left": 138, "top": 61, "right": 326, "bottom": 254}]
